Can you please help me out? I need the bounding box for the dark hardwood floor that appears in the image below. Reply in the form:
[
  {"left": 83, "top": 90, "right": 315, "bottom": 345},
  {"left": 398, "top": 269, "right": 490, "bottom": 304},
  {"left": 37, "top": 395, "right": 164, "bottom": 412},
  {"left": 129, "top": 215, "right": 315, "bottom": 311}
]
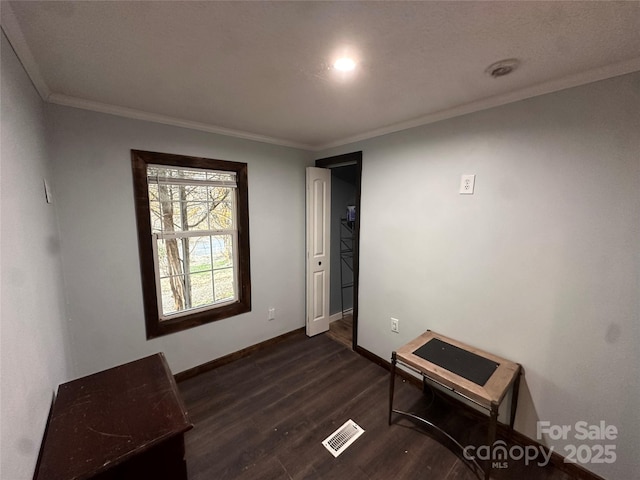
[
  {"left": 326, "top": 314, "right": 353, "bottom": 349},
  {"left": 178, "top": 331, "right": 575, "bottom": 480}
]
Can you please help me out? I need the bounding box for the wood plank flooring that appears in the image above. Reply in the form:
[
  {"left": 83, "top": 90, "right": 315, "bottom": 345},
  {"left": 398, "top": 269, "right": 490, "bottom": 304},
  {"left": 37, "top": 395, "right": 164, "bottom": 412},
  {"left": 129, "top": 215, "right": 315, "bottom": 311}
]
[
  {"left": 178, "top": 332, "right": 575, "bottom": 480},
  {"left": 325, "top": 315, "right": 353, "bottom": 349}
]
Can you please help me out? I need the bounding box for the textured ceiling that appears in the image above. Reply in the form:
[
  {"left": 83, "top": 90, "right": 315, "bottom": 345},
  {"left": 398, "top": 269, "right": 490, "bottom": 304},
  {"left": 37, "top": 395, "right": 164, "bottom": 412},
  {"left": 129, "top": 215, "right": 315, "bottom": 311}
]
[{"left": 3, "top": 1, "right": 640, "bottom": 150}]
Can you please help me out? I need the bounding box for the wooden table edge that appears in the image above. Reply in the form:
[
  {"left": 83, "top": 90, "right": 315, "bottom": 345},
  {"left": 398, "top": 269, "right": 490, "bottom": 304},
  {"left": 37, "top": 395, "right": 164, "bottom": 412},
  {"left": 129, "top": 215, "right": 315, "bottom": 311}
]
[{"left": 395, "top": 330, "right": 520, "bottom": 409}]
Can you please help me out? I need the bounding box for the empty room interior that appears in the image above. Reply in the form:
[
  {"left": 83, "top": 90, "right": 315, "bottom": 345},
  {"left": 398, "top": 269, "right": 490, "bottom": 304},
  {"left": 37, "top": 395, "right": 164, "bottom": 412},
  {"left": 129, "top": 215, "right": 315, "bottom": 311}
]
[{"left": 1, "top": 2, "right": 639, "bottom": 480}]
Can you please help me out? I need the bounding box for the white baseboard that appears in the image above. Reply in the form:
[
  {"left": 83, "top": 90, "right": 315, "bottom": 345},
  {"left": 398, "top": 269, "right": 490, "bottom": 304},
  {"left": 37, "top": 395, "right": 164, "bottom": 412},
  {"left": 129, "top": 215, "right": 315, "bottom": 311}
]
[{"left": 329, "top": 309, "right": 353, "bottom": 323}]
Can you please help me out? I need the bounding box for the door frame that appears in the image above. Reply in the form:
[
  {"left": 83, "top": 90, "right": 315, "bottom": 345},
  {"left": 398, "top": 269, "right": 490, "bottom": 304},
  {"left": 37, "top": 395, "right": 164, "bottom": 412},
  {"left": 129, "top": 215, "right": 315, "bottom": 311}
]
[{"left": 315, "top": 151, "right": 362, "bottom": 350}]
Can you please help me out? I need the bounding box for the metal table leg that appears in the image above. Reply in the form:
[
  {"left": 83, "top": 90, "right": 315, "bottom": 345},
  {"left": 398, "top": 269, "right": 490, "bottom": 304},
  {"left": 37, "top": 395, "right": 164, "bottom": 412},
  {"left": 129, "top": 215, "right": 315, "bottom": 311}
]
[
  {"left": 389, "top": 352, "right": 397, "bottom": 425},
  {"left": 509, "top": 366, "right": 522, "bottom": 429},
  {"left": 485, "top": 405, "right": 499, "bottom": 480}
]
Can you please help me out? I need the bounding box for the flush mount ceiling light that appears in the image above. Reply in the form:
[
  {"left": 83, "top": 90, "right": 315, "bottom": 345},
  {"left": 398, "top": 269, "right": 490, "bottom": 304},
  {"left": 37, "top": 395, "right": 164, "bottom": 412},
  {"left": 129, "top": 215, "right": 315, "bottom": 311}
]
[
  {"left": 333, "top": 57, "right": 356, "bottom": 72},
  {"left": 485, "top": 58, "right": 520, "bottom": 78}
]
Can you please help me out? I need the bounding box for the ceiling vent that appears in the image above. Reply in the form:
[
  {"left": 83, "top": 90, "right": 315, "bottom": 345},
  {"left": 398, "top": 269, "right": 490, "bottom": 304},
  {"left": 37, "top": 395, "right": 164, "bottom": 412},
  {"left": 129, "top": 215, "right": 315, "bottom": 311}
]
[{"left": 485, "top": 58, "right": 520, "bottom": 78}]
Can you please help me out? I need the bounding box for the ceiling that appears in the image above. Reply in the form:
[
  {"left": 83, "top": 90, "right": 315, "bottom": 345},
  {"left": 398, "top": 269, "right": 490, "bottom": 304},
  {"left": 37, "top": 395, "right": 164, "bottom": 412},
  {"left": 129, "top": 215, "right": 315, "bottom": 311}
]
[{"left": 3, "top": 1, "right": 640, "bottom": 151}]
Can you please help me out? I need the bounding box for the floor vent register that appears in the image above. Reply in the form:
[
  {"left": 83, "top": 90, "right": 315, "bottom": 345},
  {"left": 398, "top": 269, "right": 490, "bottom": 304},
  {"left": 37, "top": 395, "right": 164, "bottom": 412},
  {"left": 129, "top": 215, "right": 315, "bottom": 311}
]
[{"left": 321, "top": 419, "right": 365, "bottom": 457}]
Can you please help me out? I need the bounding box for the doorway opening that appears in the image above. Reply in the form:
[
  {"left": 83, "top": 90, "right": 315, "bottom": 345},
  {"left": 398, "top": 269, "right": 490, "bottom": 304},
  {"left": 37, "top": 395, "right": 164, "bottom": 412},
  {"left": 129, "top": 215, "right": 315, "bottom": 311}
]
[{"left": 316, "top": 152, "right": 361, "bottom": 350}]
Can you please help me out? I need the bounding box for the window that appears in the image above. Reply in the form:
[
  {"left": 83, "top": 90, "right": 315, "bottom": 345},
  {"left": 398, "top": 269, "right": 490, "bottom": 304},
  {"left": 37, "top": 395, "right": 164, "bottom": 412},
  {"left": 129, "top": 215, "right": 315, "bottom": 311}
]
[{"left": 131, "top": 150, "right": 251, "bottom": 339}]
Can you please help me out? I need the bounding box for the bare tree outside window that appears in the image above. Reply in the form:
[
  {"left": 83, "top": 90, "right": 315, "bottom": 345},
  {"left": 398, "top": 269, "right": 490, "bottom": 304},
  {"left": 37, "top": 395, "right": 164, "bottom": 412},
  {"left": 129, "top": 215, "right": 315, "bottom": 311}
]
[
  {"left": 132, "top": 151, "right": 250, "bottom": 339},
  {"left": 148, "top": 165, "right": 237, "bottom": 317}
]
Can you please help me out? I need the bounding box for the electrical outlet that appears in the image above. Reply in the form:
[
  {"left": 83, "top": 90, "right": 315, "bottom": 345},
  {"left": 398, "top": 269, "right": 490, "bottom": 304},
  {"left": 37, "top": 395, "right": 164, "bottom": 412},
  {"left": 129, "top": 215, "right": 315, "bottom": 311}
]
[
  {"left": 391, "top": 318, "right": 399, "bottom": 333},
  {"left": 268, "top": 308, "right": 275, "bottom": 321},
  {"left": 459, "top": 174, "right": 475, "bottom": 194}
]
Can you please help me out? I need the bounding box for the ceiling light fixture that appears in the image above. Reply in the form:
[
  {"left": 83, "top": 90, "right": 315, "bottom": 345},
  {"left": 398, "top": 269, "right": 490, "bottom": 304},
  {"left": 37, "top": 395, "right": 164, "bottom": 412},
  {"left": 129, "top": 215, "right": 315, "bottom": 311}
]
[
  {"left": 334, "top": 57, "right": 356, "bottom": 72},
  {"left": 485, "top": 58, "right": 520, "bottom": 78}
]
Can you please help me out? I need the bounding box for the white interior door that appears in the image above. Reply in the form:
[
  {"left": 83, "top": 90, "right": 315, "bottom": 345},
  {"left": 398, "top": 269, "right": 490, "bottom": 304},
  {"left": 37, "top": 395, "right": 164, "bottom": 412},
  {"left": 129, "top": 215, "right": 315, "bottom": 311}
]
[{"left": 306, "top": 167, "right": 331, "bottom": 336}]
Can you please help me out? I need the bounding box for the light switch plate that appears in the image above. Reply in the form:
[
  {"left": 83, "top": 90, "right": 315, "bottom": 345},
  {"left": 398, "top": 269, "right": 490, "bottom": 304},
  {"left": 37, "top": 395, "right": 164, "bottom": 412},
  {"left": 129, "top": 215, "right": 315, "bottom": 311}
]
[
  {"left": 459, "top": 174, "right": 475, "bottom": 194},
  {"left": 391, "top": 318, "right": 399, "bottom": 333}
]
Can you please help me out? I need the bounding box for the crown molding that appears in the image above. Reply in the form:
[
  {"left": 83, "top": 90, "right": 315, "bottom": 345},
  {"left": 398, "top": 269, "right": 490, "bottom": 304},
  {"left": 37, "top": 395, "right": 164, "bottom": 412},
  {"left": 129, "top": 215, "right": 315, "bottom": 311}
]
[
  {"left": 47, "top": 93, "right": 314, "bottom": 151},
  {"left": 316, "top": 56, "right": 640, "bottom": 152},
  {"left": 47, "top": 57, "right": 640, "bottom": 153},
  {"left": 0, "top": 2, "right": 51, "bottom": 101}
]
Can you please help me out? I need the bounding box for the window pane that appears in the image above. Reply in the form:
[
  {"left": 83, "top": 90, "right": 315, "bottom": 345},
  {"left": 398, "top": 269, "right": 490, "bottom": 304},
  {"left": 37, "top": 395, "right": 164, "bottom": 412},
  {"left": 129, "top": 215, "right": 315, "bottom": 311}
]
[
  {"left": 148, "top": 183, "right": 159, "bottom": 201},
  {"left": 157, "top": 238, "right": 186, "bottom": 279},
  {"left": 212, "top": 235, "right": 233, "bottom": 268},
  {"left": 150, "top": 201, "right": 163, "bottom": 233},
  {"left": 189, "top": 236, "right": 212, "bottom": 273},
  {"left": 170, "top": 201, "right": 186, "bottom": 231},
  {"left": 209, "top": 187, "right": 234, "bottom": 230},
  {"left": 185, "top": 202, "right": 210, "bottom": 231},
  {"left": 158, "top": 202, "right": 185, "bottom": 232},
  {"left": 158, "top": 183, "right": 177, "bottom": 202},
  {"left": 214, "top": 268, "right": 235, "bottom": 302},
  {"left": 157, "top": 194, "right": 183, "bottom": 232},
  {"left": 160, "top": 276, "right": 185, "bottom": 317},
  {"left": 182, "top": 185, "right": 208, "bottom": 202},
  {"left": 157, "top": 235, "right": 238, "bottom": 316},
  {"left": 156, "top": 239, "right": 169, "bottom": 277},
  {"left": 190, "top": 271, "right": 214, "bottom": 308},
  {"left": 151, "top": 179, "right": 236, "bottom": 233}
]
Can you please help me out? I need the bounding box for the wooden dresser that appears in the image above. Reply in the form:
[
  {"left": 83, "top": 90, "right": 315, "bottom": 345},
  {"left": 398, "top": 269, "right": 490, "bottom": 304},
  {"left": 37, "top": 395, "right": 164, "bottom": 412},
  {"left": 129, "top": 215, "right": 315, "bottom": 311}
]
[{"left": 35, "top": 353, "right": 193, "bottom": 480}]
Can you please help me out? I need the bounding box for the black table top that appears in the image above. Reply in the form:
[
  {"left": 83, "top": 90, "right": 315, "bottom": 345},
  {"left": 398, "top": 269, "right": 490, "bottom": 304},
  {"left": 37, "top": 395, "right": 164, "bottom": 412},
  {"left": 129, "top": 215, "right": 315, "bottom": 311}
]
[{"left": 413, "top": 338, "right": 499, "bottom": 386}]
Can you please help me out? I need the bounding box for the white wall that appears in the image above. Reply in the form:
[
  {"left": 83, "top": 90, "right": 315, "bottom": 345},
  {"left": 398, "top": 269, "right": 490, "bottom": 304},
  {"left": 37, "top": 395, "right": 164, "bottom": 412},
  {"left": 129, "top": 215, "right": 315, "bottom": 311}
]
[
  {"left": 319, "top": 72, "right": 640, "bottom": 479},
  {"left": 0, "top": 32, "right": 75, "bottom": 479},
  {"left": 47, "top": 104, "right": 312, "bottom": 377}
]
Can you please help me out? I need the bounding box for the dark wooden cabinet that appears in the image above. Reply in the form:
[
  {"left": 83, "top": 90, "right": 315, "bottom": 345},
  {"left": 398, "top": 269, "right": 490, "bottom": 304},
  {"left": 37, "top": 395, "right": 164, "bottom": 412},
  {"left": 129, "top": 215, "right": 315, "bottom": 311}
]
[{"left": 35, "top": 353, "right": 193, "bottom": 480}]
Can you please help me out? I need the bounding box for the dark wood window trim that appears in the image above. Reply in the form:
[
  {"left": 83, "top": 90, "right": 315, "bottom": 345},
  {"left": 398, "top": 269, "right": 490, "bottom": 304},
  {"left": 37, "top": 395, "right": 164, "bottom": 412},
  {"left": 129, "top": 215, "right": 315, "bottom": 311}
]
[{"left": 131, "top": 150, "right": 251, "bottom": 339}]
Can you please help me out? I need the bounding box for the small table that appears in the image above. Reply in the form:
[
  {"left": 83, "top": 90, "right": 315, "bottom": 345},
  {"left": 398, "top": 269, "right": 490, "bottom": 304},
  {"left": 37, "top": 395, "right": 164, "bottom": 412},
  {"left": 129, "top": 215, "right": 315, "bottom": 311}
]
[
  {"left": 389, "top": 330, "right": 521, "bottom": 480},
  {"left": 35, "top": 353, "right": 193, "bottom": 480}
]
